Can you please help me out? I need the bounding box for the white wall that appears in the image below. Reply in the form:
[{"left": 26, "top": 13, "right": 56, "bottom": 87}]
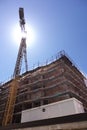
[
  {"left": 84, "top": 78, "right": 87, "bottom": 87},
  {"left": 21, "top": 98, "right": 84, "bottom": 123}
]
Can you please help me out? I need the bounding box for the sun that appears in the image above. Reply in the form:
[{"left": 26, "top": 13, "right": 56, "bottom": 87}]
[{"left": 12, "top": 23, "right": 36, "bottom": 47}]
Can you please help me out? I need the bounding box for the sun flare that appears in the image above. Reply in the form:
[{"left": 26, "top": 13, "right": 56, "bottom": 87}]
[{"left": 12, "top": 24, "right": 36, "bottom": 47}]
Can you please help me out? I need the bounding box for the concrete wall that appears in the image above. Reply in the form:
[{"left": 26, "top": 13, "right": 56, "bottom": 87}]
[
  {"left": 21, "top": 98, "right": 84, "bottom": 123},
  {"left": 13, "top": 121, "right": 87, "bottom": 130}
]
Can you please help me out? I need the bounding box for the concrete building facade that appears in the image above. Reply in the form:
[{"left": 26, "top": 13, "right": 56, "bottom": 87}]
[{"left": 0, "top": 51, "right": 87, "bottom": 125}]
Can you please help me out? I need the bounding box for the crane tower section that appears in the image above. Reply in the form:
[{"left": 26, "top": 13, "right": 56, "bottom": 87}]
[
  {"left": 13, "top": 8, "right": 28, "bottom": 78},
  {"left": 19, "top": 8, "right": 25, "bottom": 32},
  {"left": 2, "top": 8, "right": 28, "bottom": 126}
]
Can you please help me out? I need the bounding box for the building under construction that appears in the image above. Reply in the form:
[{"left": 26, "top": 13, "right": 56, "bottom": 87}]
[
  {"left": 0, "top": 7, "right": 87, "bottom": 129},
  {"left": 0, "top": 50, "right": 87, "bottom": 126}
]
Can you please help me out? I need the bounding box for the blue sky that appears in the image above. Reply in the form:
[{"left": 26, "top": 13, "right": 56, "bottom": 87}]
[{"left": 0, "top": 0, "right": 87, "bottom": 83}]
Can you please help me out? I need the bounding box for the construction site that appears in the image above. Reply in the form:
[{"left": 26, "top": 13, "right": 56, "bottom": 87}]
[{"left": 0, "top": 7, "right": 87, "bottom": 130}]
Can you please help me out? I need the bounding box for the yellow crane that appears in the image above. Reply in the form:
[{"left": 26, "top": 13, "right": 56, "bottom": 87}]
[{"left": 2, "top": 8, "right": 28, "bottom": 126}]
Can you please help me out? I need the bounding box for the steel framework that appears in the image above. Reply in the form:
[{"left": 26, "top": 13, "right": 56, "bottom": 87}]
[{"left": 2, "top": 7, "right": 28, "bottom": 126}]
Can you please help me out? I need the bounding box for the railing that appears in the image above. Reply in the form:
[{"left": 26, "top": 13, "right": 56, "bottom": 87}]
[{"left": 1, "top": 50, "right": 86, "bottom": 85}]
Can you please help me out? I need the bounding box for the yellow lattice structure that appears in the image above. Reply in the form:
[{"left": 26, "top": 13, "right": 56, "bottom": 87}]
[
  {"left": 2, "top": 78, "right": 18, "bottom": 126},
  {"left": 2, "top": 8, "right": 28, "bottom": 126}
]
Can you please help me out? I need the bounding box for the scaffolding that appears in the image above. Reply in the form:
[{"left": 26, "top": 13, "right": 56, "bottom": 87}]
[{"left": 0, "top": 51, "right": 87, "bottom": 125}]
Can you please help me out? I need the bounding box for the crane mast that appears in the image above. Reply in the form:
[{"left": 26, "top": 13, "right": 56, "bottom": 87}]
[
  {"left": 2, "top": 8, "right": 28, "bottom": 126},
  {"left": 13, "top": 8, "right": 28, "bottom": 78},
  {"left": 13, "top": 38, "right": 28, "bottom": 77}
]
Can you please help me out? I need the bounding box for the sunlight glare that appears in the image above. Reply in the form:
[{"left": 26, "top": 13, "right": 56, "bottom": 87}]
[{"left": 12, "top": 24, "right": 36, "bottom": 47}]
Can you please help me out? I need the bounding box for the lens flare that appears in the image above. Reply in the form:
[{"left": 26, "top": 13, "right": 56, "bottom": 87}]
[{"left": 12, "top": 24, "right": 36, "bottom": 47}]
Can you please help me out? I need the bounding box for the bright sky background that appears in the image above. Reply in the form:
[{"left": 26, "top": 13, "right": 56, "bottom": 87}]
[{"left": 0, "top": 0, "right": 87, "bottom": 83}]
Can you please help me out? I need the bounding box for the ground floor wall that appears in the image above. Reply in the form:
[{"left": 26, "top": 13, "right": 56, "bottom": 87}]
[
  {"left": 0, "top": 113, "right": 87, "bottom": 130},
  {"left": 4, "top": 121, "right": 87, "bottom": 130}
]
